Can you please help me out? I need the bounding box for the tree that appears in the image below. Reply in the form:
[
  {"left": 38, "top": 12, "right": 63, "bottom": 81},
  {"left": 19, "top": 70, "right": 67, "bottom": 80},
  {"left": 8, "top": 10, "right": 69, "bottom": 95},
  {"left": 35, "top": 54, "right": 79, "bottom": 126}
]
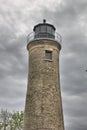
[
  {"left": 0, "top": 109, "right": 11, "bottom": 130},
  {"left": 8, "top": 111, "right": 23, "bottom": 130},
  {"left": 0, "top": 109, "right": 23, "bottom": 130}
]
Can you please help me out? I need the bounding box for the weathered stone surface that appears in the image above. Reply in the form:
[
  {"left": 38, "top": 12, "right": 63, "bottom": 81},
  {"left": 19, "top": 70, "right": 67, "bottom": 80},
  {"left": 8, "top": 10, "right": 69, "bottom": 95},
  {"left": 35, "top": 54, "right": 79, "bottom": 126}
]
[{"left": 23, "top": 39, "right": 64, "bottom": 130}]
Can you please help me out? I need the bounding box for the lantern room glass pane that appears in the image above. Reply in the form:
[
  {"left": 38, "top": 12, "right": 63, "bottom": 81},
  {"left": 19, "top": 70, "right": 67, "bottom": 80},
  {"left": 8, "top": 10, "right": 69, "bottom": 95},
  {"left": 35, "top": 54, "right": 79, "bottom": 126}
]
[
  {"left": 51, "top": 28, "right": 55, "bottom": 35},
  {"left": 35, "top": 26, "right": 40, "bottom": 34},
  {"left": 47, "top": 26, "right": 51, "bottom": 33},
  {"left": 41, "top": 25, "right": 47, "bottom": 32}
]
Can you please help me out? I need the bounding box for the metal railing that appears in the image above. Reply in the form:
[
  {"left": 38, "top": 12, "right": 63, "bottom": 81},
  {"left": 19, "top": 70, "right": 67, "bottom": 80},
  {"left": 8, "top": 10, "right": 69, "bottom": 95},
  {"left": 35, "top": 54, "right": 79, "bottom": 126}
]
[{"left": 27, "top": 32, "right": 62, "bottom": 44}]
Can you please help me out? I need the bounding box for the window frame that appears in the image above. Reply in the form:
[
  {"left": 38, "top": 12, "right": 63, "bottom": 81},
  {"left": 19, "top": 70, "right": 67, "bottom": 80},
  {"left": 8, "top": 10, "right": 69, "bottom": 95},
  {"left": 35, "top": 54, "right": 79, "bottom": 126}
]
[{"left": 45, "top": 50, "right": 52, "bottom": 61}]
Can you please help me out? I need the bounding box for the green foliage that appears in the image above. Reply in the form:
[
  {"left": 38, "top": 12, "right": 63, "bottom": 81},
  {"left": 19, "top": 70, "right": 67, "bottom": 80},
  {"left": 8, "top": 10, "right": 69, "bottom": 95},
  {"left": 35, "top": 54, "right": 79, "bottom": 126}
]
[
  {"left": 0, "top": 109, "right": 11, "bottom": 130},
  {"left": 0, "top": 109, "right": 23, "bottom": 130}
]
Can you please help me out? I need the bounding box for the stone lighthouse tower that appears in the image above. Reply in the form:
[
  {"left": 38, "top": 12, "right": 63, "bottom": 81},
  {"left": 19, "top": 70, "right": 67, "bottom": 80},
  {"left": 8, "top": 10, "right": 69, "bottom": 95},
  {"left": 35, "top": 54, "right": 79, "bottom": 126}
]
[{"left": 23, "top": 20, "right": 64, "bottom": 130}]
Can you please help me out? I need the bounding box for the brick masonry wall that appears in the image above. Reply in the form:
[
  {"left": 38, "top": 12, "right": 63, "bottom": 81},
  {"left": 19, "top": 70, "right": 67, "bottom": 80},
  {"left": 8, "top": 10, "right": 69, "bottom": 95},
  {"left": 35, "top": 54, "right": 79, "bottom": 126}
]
[{"left": 23, "top": 39, "right": 64, "bottom": 130}]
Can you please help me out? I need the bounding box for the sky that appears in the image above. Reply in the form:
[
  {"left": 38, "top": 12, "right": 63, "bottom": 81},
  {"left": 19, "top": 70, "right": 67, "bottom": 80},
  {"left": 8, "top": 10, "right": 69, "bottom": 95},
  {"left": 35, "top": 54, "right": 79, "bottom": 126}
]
[{"left": 0, "top": 0, "right": 87, "bottom": 130}]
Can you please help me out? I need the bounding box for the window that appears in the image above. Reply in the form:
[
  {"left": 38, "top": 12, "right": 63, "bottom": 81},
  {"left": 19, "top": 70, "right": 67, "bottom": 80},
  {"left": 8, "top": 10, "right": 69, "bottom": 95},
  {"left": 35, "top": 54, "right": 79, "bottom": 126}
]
[
  {"left": 41, "top": 25, "right": 46, "bottom": 32},
  {"left": 35, "top": 26, "right": 40, "bottom": 34},
  {"left": 45, "top": 50, "right": 52, "bottom": 60},
  {"left": 47, "top": 26, "right": 51, "bottom": 33},
  {"left": 51, "top": 28, "right": 55, "bottom": 35}
]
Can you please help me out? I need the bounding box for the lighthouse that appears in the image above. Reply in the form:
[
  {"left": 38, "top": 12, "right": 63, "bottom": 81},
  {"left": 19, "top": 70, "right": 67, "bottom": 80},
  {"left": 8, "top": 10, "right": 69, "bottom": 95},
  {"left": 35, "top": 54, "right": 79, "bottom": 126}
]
[{"left": 23, "top": 20, "right": 64, "bottom": 130}]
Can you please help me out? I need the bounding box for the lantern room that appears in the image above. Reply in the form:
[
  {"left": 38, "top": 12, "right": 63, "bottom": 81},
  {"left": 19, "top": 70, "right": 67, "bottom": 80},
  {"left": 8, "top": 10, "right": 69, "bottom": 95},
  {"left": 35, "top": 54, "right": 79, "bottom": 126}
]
[{"left": 33, "top": 19, "right": 56, "bottom": 39}]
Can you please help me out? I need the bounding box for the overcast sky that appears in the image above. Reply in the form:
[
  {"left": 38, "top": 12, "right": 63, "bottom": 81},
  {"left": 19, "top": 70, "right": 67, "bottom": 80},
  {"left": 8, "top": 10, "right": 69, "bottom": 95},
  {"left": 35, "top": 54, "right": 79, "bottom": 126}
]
[{"left": 0, "top": 0, "right": 87, "bottom": 130}]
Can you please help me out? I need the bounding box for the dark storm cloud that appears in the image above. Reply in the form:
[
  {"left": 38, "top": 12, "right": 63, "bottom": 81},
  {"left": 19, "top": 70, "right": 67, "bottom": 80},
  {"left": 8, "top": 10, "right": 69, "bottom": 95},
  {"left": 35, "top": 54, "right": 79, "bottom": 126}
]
[
  {"left": 0, "top": 32, "right": 27, "bottom": 78},
  {"left": 0, "top": 43, "right": 27, "bottom": 111},
  {"left": 0, "top": 0, "right": 87, "bottom": 130},
  {"left": 0, "top": 1, "right": 28, "bottom": 111}
]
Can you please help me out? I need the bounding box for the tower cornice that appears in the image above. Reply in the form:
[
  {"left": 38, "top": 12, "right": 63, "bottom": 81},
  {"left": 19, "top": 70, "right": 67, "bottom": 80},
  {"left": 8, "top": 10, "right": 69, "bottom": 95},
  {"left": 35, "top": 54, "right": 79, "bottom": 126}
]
[{"left": 27, "top": 39, "right": 61, "bottom": 51}]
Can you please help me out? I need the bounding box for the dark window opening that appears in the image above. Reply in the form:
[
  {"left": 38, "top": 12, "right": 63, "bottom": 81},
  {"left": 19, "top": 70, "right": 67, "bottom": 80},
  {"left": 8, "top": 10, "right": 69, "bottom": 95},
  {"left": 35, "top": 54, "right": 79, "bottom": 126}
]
[{"left": 45, "top": 50, "right": 52, "bottom": 60}]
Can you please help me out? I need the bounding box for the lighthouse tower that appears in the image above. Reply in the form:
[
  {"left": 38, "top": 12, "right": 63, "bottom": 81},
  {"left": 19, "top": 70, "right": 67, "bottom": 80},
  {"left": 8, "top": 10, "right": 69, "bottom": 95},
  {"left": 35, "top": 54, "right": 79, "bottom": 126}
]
[{"left": 23, "top": 20, "right": 64, "bottom": 130}]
